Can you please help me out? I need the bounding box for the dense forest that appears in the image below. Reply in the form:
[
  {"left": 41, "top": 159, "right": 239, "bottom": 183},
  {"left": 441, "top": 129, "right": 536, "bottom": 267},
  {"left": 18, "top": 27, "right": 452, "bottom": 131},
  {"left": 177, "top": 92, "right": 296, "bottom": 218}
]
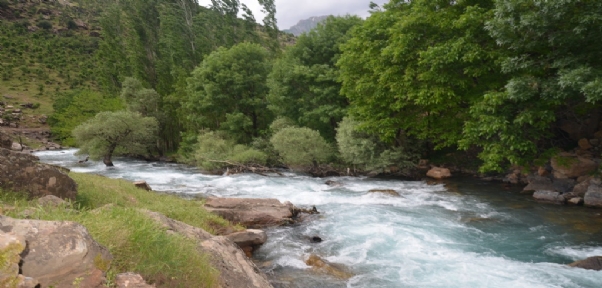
[{"left": 1, "top": 0, "right": 601, "bottom": 175}]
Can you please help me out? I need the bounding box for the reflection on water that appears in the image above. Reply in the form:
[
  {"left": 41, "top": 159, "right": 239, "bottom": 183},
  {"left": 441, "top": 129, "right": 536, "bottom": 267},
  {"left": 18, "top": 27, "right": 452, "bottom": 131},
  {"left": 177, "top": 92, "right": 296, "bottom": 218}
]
[{"left": 36, "top": 149, "right": 602, "bottom": 288}]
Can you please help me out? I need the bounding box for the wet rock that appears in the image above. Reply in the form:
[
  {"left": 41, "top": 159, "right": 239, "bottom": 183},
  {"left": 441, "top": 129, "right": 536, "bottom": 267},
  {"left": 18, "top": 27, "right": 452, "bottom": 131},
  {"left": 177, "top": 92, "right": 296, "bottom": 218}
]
[
  {"left": 572, "top": 177, "right": 592, "bottom": 197},
  {"left": 115, "top": 272, "right": 155, "bottom": 288},
  {"left": 551, "top": 154, "right": 597, "bottom": 178},
  {"left": 226, "top": 229, "right": 267, "bottom": 257},
  {"left": 0, "top": 216, "right": 112, "bottom": 288},
  {"left": 0, "top": 148, "right": 78, "bottom": 201},
  {"left": 569, "top": 256, "right": 602, "bottom": 270},
  {"left": 204, "top": 198, "right": 295, "bottom": 228},
  {"left": 426, "top": 167, "right": 451, "bottom": 179},
  {"left": 37, "top": 195, "right": 67, "bottom": 207},
  {"left": 533, "top": 190, "right": 566, "bottom": 204},
  {"left": 368, "top": 189, "right": 400, "bottom": 197},
  {"left": 133, "top": 180, "right": 152, "bottom": 191},
  {"left": 325, "top": 180, "right": 343, "bottom": 187},
  {"left": 523, "top": 176, "right": 575, "bottom": 193},
  {"left": 305, "top": 254, "right": 353, "bottom": 280},
  {"left": 310, "top": 236, "right": 323, "bottom": 243},
  {"left": 568, "top": 197, "right": 584, "bottom": 206},
  {"left": 584, "top": 179, "right": 602, "bottom": 208}
]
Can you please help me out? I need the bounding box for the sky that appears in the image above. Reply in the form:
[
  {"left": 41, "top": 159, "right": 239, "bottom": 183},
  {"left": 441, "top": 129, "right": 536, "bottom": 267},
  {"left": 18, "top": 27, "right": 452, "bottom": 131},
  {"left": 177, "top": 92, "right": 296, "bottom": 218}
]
[{"left": 197, "top": 0, "right": 390, "bottom": 30}]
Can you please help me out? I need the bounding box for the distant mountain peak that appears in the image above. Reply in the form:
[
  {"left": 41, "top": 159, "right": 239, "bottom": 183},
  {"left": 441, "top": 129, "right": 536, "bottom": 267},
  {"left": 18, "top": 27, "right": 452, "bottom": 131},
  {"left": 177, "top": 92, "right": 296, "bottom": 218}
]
[{"left": 284, "top": 15, "right": 330, "bottom": 36}]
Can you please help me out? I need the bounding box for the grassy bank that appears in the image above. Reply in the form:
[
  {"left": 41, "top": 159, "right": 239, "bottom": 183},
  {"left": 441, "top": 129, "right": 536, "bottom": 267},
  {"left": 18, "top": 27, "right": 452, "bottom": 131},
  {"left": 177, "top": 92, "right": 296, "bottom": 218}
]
[{"left": 0, "top": 172, "right": 239, "bottom": 287}]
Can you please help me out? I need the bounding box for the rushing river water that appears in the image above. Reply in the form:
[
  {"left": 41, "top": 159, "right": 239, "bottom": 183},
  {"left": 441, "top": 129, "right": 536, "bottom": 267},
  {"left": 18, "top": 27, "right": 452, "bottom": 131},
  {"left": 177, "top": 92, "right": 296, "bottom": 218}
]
[{"left": 35, "top": 149, "right": 602, "bottom": 288}]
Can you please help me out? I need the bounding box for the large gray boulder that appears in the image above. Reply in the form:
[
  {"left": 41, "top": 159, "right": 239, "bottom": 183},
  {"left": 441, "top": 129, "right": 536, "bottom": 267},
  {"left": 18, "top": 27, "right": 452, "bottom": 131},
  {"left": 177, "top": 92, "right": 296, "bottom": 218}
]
[
  {"left": 0, "top": 147, "right": 77, "bottom": 200},
  {"left": 204, "top": 198, "right": 295, "bottom": 228},
  {"left": 533, "top": 190, "right": 566, "bottom": 204},
  {"left": 584, "top": 178, "right": 602, "bottom": 208},
  {"left": 0, "top": 216, "right": 112, "bottom": 288},
  {"left": 551, "top": 154, "right": 597, "bottom": 178}
]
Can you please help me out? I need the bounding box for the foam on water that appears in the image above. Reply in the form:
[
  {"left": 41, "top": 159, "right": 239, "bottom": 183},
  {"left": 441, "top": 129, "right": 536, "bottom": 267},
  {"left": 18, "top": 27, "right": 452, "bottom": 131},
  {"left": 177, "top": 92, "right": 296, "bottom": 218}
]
[{"left": 35, "top": 150, "right": 602, "bottom": 288}]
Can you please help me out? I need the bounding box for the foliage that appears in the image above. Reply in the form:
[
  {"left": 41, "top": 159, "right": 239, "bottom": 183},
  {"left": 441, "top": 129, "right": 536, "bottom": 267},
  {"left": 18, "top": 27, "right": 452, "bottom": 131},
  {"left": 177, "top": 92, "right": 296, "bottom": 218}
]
[
  {"left": 120, "top": 78, "right": 160, "bottom": 117},
  {"left": 72, "top": 110, "right": 158, "bottom": 166},
  {"left": 270, "top": 127, "right": 332, "bottom": 168},
  {"left": 268, "top": 15, "right": 362, "bottom": 140},
  {"left": 336, "top": 117, "right": 418, "bottom": 172},
  {"left": 269, "top": 116, "right": 297, "bottom": 133},
  {"left": 460, "top": 0, "right": 602, "bottom": 171},
  {"left": 192, "top": 130, "right": 267, "bottom": 171},
  {"left": 185, "top": 42, "right": 273, "bottom": 143},
  {"left": 49, "top": 90, "right": 123, "bottom": 146},
  {"left": 338, "top": 0, "right": 504, "bottom": 149}
]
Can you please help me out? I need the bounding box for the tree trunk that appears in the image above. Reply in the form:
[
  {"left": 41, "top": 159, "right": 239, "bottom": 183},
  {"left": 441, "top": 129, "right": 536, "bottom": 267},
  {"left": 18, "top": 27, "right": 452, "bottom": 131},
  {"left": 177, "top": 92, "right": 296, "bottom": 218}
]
[{"left": 103, "top": 154, "right": 114, "bottom": 167}]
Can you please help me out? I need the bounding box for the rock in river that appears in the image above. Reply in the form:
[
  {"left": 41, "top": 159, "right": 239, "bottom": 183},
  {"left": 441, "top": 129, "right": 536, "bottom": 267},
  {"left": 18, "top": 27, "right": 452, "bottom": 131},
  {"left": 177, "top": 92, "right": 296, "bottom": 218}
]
[{"left": 204, "top": 197, "right": 295, "bottom": 228}]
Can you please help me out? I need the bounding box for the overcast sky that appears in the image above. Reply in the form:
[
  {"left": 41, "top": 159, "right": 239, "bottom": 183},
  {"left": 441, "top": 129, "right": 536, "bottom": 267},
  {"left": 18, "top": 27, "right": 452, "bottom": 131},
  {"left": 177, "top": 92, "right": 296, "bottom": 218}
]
[{"left": 197, "top": 0, "right": 390, "bottom": 30}]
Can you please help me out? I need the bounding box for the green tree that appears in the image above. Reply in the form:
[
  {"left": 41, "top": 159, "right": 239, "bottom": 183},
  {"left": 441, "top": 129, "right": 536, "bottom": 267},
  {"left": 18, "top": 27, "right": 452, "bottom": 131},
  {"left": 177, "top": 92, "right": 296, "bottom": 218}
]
[
  {"left": 73, "top": 111, "right": 158, "bottom": 166},
  {"left": 336, "top": 117, "right": 418, "bottom": 172},
  {"left": 338, "top": 0, "right": 504, "bottom": 149},
  {"left": 270, "top": 127, "right": 332, "bottom": 168},
  {"left": 268, "top": 15, "right": 362, "bottom": 140},
  {"left": 185, "top": 42, "right": 273, "bottom": 143},
  {"left": 192, "top": 130, "right": 267, "bottom": 171},
  {"left": 461, "top": 0, "right": 602, "bottom": 171}
]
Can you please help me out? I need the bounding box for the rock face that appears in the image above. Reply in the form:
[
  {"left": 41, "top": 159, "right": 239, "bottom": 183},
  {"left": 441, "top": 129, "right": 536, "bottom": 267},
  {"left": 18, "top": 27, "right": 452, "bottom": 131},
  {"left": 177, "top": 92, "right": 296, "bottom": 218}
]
[
  {"left": 426, "top": 167, "right": 451, "bottom": 179},
  {"left": 115, "top": 272, "right": 155, "bottom": 288},
  {"left": 0, "top": 233, "right": 39, "bottom": 288},
  {"left": 533, "top": 190, "right": 566, "bottom": 204},
  {"left": 584, "top": 178, "right": 602, "bottom": 208},
  {"left": 551, "top": 155, "right": 597, "bottom": 178},
  {"left": 0, "top": 147, "right": 77, "bottom": 200},
  {"left": 0, "top": 216, "right": 112, "bottom": 288},
  {"left": 569, "top": 256, "right": 602, "bottom": 270},
  {"left": 204, "top": 198, "right": 295, "bottom": 228},
  {"left": 143, "top": 210, "right": 272, "bottom": 288}
]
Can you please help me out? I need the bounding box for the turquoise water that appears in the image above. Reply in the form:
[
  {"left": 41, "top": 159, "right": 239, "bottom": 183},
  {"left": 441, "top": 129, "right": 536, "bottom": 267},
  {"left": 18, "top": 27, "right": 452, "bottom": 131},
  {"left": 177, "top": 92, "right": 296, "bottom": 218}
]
[{"left": 36, "top": 149, "right": 602, "bottom": 288}]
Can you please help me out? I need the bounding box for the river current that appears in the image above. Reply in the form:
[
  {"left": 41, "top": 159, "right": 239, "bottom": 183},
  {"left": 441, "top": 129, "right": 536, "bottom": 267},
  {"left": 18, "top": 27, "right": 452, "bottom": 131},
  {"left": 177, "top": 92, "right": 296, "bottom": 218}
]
[{"left": 36, "top": 149, "right": 602, "bottom": 288}]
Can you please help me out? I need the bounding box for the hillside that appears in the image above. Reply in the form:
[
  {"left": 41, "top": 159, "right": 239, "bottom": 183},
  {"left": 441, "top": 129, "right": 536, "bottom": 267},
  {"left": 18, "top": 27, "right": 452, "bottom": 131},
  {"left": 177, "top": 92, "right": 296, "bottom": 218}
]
[{"left": 284, "top": 15, "right": 329, "bottom": 36}]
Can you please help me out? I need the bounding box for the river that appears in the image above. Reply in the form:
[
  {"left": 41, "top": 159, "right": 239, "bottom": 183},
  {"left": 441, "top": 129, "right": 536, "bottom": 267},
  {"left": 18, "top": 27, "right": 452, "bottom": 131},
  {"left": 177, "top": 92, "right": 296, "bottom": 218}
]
[{"left": 35, "top": 149, "right": 602, "bottom": 288}]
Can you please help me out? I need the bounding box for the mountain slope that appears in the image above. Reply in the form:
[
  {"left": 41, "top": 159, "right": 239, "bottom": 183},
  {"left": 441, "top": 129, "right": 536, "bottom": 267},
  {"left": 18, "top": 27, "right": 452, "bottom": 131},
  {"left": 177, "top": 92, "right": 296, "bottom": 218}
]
[{"left": 284, "top": 15, "right": 329, "bottom": 36}]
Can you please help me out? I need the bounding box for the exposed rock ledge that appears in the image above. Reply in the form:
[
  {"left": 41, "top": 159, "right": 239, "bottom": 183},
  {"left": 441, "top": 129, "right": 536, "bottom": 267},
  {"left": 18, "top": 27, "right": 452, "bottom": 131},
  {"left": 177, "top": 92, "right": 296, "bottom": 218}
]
[{"left": 204, "top": 197, "right": 303, "bottom": 228}]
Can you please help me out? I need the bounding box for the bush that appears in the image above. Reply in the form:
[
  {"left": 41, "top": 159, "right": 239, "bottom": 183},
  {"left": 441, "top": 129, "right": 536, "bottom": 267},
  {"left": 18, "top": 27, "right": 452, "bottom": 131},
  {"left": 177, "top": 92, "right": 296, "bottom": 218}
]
[
  {"left": 270, "top": 127, "right": 332, "bottom": 168},
  {"left": 269, "top": 117, "right": 297, "bottom": 133},
  {"left": 37, "top": 20, "right": 52, "bottom": 30},
  {"left": 66, "top": 19, "right": 78, "bottom": 30},
  {"left": 193, "top": 131, "right": 267, "bottom": 171}
]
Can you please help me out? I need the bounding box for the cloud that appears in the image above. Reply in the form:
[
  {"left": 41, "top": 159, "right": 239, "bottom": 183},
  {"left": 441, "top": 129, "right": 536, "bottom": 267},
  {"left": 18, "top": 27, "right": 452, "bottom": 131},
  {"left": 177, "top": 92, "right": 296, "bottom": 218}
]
[{"left": 198, "top": 0, "right": 390, "bottom": 30}]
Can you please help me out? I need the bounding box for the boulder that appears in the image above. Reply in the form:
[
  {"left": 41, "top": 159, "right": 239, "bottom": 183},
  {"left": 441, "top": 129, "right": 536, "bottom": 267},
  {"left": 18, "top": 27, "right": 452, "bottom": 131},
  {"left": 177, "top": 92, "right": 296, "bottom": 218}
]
[
  {"left": 226, "top": 229, "right": 267, "bottom": 257},
  {"left": 523, "top": 176, "right": 575, "bottom": 193},
  {"left": 584, "top": 178, "right": 602, "bottom": 208},
  {"left": 325, "top": 180, "right": 343, "bottom": 187},
  {"left": 37, "top": 195, "right": 68, "bottom": 207},
  {"left": 201, "top": 237, "right": 273, "bottom": 288},
  {"left": 204, "top": 198, "right": 295, "bottom": 228},
  {"left": 133, "top": 180, "right": 152, "bottom": 191},
  {"left": 10, "top": 142, "right": 21, "bottom": 151},
  {"left": 569, "top": 256, "right": 602, "bottom": 271},
  {"left": 0, "top": 216, "right": 112, "bottom": 288},
  {"left": 578, "top": 138, "right": 592, "bottom": 150},
  {"left": 426, "top": 167, "right": 451, "bottom": 179},
  {"left": 533, "top": 190, "right": 566, "bottom": 204},
  {"left": 305, "top": 254, "right": 353, "bottom": 280},
  {"left": 115, "top": 272, "right": 155, "bottom": 288},
  {"left": 551, "top": 154, "right": 597, "bottom": 178},
  {"left": 142, "top": 210, "right": 212, "bottom": 242},
  {"left": 368, "top": 189, "right": 400, "bottom": 197},
  {"left": 0, "top": 148, "right": 78, "bottom": 200}
]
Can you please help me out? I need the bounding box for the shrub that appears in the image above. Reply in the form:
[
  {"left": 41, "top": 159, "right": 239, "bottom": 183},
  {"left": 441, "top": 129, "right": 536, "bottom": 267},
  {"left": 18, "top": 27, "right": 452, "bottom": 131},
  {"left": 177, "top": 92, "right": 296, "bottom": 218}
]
[
  {"left": 270, "top": 127, "right": 332, "bottom": 168},
  {"left": 193, "top": 131, "right": 267, "bottom": 171},
  {"left": 37, "top": 20, "right": 52, "bottom": 30}
]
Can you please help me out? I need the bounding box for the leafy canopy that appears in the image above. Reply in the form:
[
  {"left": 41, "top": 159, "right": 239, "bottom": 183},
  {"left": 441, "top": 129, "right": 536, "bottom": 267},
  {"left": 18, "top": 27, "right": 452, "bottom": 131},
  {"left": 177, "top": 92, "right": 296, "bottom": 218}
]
[{"left": 270, "top": 127, "right": 332, "bottom": 167}]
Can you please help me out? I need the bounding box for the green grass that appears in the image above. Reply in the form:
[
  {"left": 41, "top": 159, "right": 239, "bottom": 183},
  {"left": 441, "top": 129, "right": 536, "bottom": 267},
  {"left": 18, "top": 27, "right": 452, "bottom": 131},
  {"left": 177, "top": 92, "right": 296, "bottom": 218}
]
[{"left": 0, "top": 172, "right": 240, "bottom": 287}]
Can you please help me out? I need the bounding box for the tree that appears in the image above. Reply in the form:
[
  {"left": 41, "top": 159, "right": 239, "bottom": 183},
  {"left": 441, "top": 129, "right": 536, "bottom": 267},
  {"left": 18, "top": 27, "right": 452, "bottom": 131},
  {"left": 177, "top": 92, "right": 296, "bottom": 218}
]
[
  {"left": 336, "top": 117, "right": 418, "bottom": 172},
  {"left": 73, "top": 111, "right": 158, "bottom": 166},
  {"left": 461, "top": 0, "right": 602, "bottom": 171},
  {"left": 270, "top": 127, "right": 332, "bottom": 168},
  {"left": 267, "top": 15, "right": 362, "bottom": 140},
  {"left": 185, "top": 42, "right": 272, "bottom": 143},
  {"left": 338, "top": 0, "right": 504, "bottom": 149}
]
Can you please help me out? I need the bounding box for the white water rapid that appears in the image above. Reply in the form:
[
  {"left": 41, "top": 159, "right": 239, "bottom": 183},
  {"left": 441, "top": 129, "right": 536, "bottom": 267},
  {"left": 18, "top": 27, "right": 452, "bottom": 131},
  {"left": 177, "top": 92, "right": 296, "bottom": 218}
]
[{"left": 36, "top": 149, "right": 602, "bottom": 288}]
